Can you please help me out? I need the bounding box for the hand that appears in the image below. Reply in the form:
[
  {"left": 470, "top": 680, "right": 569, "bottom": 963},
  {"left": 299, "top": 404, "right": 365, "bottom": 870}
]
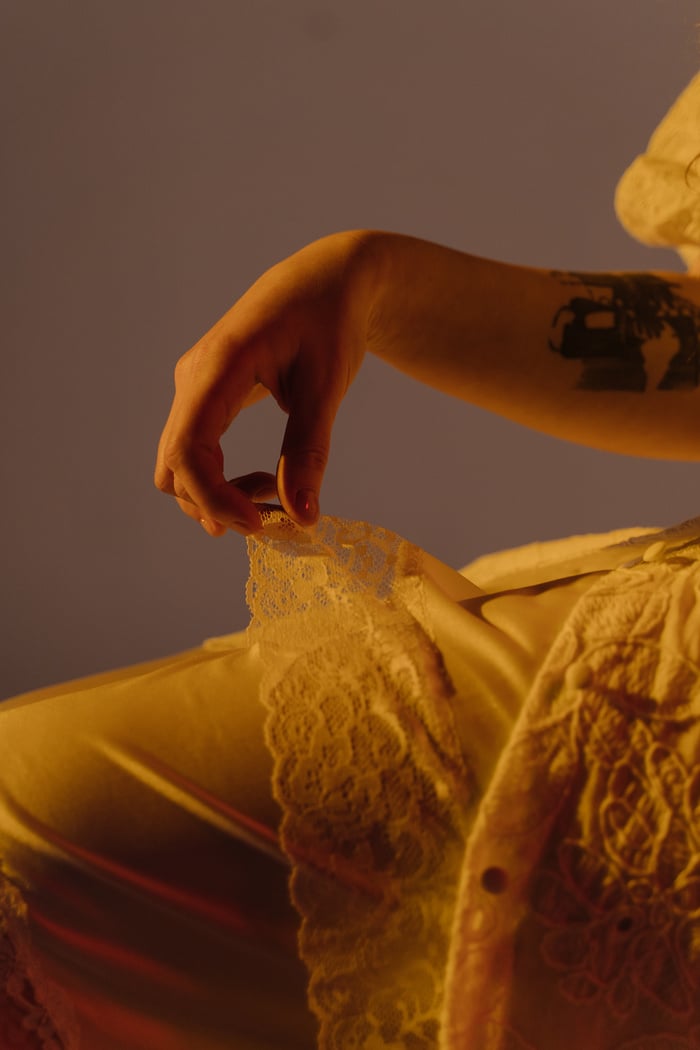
[{"left": 154, "top": 231, "right": 383, "bottom": 535}]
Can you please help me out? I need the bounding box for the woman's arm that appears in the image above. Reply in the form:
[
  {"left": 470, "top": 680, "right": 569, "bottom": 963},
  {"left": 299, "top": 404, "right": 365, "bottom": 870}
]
[
  {"left": 368, "top": 232, "right": 700, "bottom": 461},
  {"left": 155, "top": 230, "right": 700, "bottom": 535}
]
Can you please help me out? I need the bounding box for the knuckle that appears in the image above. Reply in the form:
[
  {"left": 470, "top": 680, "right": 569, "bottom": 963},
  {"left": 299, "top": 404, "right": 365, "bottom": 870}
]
[
  {"left": 296, "top": 446, "right": 329, "bottom": 472},
  {"left": 162, "top": 441, "right": 195, "bottom": 475},
  {"left": 172, "top": 357, "right": 187, "bottom": 385},
  {"left": 174, "top": 339, "right": 212, "bottom": 385},
  {"left": 176, "top": 496, "right": 198, "bottom": 518},
  {"left": 153, "top": 466, "right": 174, "bottom": 494},
  {"left": 173, "top": 351, "right": 197, "bottom": 388},
  {"left": 172, "top": 476, "right": 190, "bottom": 500}
]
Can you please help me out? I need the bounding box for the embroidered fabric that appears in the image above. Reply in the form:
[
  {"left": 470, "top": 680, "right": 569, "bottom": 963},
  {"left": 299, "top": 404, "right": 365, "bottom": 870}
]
[
  {"left": 0, "top": 862, "right": 78, "bottom": 1050},
  {"left": 246, "top": 509, "right": 475, "bottom": 1050},
  {"left": 442, "top": 543, "right": 700, "bottom": 1050},
  {"left": 614, "top": 70, "right": 700, "bottom": 272}
]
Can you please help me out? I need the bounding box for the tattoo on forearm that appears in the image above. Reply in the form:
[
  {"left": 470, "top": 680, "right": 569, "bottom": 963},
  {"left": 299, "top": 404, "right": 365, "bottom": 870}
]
[{"left": 548, "top": 272, "right": 700, "bottom": 391}]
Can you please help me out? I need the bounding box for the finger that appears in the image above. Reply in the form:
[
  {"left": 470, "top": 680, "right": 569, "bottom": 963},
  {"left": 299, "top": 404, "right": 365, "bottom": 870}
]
[
  {"left": 176, "top": 473, "right": 277, "bottom": 539},
  {"left": 160, "top": 345, "right": 264, "bottom": 531},
  {"left": 276, "top": 389, "right": 337, "bottom": 526},
  {"left": 156, "top": 398, "right": 231, "bottom": 513},
  {"left": 241, "top": 384, "right": 271, "bottom": 410},
  {"left": 154, "top": 396, "right": 182, "bottom": 496},
  {"left": 170, "top": 442, "right": 263, "bottom": 534},
  {"left": 177, "top": 471, "right": 278, "bottom": 508},
  {"left": 159, "top": 408, "right": 268, "bottom": 535},
  {"left": 169, "top": 475, "right": 225, "bottom": 535},
  {"left": 172, "top": 495, "right": 227, "bottom": 537},
  {"left": 228, "top": 472, "right": 279, "bottom": 502},
  {"left": 167, "top": 438, "right": 259, "bottom": 535}
]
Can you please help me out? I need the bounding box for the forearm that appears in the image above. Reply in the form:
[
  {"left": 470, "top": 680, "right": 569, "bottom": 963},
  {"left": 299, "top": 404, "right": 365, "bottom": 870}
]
[{"left": 366, "top": 231, "right": 700, "bottom": 461}]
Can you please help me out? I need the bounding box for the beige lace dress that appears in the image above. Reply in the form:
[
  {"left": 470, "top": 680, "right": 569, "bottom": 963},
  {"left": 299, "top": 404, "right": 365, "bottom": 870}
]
[{"left": 1, "top": 71, "right": 699, "bottom": 1050}]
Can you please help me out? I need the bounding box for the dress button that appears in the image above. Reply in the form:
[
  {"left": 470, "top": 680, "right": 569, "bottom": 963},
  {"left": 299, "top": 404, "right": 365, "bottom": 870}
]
[
  {"left": 481, "top": 866, "right": 509, "bottom": 894},
  {"left": 565, "top": 662, "right": 593, "bottom": 690},
  {"left": 642, "top": 541, "right": 667, "bottom": 562}
]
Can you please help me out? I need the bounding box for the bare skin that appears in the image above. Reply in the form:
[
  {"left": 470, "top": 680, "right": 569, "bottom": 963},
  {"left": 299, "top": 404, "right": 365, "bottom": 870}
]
[{"left": 154, "top": 231, "right": 700, "bottom": 536}]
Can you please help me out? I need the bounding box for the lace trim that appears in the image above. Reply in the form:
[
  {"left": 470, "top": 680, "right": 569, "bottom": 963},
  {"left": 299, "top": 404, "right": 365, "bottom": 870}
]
[
  {"left": 0, "top": 863, "right": 79, "bottom": 1049},
  {"left": 443, "top": 547, "right": 700, "bottom": 1050},
  {"left": 246, "top": 511, "right": 475, "bottom": 1050}
]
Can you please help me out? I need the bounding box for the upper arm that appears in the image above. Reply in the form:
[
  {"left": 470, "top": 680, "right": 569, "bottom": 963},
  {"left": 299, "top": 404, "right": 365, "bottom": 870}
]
[{"left": 546, "top": 268, "right": 700, "bottom": 395}]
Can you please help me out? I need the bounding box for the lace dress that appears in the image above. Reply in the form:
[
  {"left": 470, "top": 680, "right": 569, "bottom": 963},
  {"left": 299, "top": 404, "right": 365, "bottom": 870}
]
[{"left": 2, "top": 70, "right": 700, "bottom": 1050}]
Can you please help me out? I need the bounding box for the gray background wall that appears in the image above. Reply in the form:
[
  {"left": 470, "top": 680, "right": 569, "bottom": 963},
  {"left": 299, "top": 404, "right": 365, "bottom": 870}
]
[{"left": 2, "top": 0, "right": 700, "bottom": 701}]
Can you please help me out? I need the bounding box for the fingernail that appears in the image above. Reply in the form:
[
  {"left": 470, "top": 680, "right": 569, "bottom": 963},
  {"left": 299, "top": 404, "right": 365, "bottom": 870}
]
[
  {"left": 295, "top": 489, "right": 318, "bottom": 523},
  {"left": 200, "top": 518, "right": 216, "bottom": 535}
]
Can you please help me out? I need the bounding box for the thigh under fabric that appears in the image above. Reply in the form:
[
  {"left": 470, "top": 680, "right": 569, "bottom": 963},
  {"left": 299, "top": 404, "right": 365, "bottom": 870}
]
[
  {"left": 422, "top": 563, "right": 609, "bottom": 793},
  {"left": 0, "top": 641, "right": 318, "bottom": 1050}
]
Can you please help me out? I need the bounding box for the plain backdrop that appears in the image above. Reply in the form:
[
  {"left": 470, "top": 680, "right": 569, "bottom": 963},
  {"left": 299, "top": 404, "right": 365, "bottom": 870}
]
[{"left": 2, "top": 0, "right": 700, "bottom": 700}]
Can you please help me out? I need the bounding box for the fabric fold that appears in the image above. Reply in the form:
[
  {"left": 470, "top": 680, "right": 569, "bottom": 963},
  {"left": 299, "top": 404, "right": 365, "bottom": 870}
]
[
  {"left": 246, "top": 509, "right": 474, "bottom": 1049},
  {"left": 614, "top": 71, "right": 700, "bottom": 271},
  {"left": 441, "top": 536, "right": 700, "bottom": 1049}
]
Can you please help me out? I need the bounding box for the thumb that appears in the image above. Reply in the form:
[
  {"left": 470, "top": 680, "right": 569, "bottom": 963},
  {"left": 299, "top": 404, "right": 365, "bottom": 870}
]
[{"left": 277, "top": 396, "right": 336, "bottom": 526}]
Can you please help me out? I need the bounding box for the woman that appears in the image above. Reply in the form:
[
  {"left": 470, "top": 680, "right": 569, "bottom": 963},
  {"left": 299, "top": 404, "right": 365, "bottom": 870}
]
[{"left": 2, "top": 72, "right": 700, "bottom": 1050}]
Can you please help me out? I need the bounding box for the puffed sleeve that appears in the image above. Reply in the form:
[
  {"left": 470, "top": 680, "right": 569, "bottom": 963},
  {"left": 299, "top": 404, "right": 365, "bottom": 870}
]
[{"left": 614, "top": 70, "right": 700, "bottom": 272}]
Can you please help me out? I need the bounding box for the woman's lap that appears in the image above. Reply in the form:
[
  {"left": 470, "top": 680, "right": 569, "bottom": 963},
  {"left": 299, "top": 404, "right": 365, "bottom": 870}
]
[
  {"left": 0, "top": 558, "right": 607, "bottom": 1049},
  {"left": 0, "top": 639, "right": 317, "bottom": 1049}
]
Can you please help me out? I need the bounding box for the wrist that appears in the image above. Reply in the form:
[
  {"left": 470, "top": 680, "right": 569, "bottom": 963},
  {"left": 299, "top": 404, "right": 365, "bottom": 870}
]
[{"left": 314, "top": 228, "right": 398, "bottom": 356}]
